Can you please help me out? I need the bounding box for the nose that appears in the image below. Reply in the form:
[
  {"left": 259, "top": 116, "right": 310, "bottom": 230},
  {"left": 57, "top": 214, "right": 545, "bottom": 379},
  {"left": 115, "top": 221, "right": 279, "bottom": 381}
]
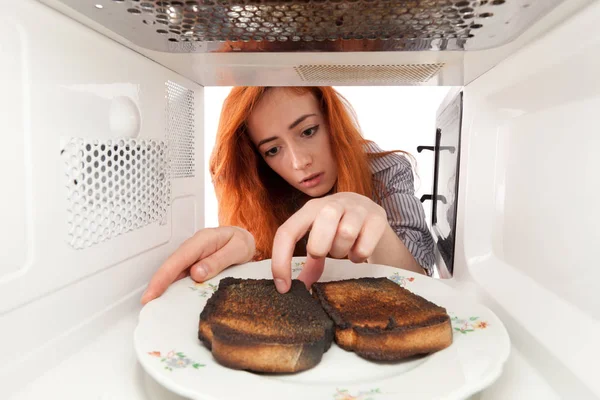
[{"left": 290, "top": 146, "right": 312, "bottom": 171}]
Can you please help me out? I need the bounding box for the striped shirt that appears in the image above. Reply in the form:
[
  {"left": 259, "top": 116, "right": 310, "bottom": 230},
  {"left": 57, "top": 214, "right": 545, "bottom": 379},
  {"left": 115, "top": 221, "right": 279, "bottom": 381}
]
[{"left": 366, "top": 142, "right": 435, "bottom": 275}]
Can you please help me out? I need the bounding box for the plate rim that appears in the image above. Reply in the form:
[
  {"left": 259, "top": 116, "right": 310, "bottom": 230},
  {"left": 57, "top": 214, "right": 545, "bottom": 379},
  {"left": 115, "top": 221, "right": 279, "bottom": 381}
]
[{"left": 134, "top": 257, "right": 511, "bottom": 400}]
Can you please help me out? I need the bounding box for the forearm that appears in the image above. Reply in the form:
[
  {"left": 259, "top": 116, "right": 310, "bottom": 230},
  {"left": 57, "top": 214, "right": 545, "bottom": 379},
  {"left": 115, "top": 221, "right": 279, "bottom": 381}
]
[{"left": 368, "top": 224, "right": 425, "bottom": 274}]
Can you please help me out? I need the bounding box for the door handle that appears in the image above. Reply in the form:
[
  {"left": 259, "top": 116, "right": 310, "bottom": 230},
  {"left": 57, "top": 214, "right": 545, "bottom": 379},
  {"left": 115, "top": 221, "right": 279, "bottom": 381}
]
[
  {"left": 417, "top": 145, "right": 456, "bottom": 154},
  {"left": 417, "top": 145, "right": 435, "bottom": 153},
  {"left": 420, "top": 194, "right": 447, "bottom": 204}
]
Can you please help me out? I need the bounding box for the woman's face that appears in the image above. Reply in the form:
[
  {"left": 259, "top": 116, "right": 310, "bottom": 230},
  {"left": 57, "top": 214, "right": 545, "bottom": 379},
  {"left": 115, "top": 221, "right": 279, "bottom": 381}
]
[{"left": 247, "top": 88, "right": 338, "bottom": 198}]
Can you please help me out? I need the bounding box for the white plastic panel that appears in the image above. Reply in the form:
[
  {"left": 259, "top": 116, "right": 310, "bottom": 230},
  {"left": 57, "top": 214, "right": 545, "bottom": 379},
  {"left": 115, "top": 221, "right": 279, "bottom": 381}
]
[
  {"left": 0, "top": 1, "right": 204, "bottom": 398},
  {"left": 500, "top": 100, "right": 599, "bottom": 319},
  {"left": 457, "top": 1, "right": 600, "bottom": 397},
  {"left": 1, "top": 196, "right": 199, "bottom": 398},
  {"left": 0, "top": 18, "right": 30, "bottom": 279},
  {"left": 0, "top": 0, "right": 203, "bottom": 311}
]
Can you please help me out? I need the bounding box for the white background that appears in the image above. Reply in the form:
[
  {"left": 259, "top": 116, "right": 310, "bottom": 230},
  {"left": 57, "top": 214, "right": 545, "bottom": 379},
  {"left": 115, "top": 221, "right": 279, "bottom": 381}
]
[{"left": 203, "top": 86, "right": 452, "bottom": 229}]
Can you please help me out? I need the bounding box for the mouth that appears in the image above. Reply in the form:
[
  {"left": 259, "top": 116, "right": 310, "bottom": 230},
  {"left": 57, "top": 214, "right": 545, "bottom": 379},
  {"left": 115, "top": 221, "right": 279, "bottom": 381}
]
[{"left": 300, "top": 172, "right": 324, "bottom": 188}]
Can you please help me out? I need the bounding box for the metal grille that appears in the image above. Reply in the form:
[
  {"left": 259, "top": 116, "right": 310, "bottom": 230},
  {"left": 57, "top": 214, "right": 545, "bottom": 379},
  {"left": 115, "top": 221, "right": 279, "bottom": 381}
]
[
  {"left": 123, "top": 0, "right": 497, "bottom": 43},
  {"left": 126, "top": 0, "right": 492, "bottom": 42},
  {"left": 59, "top": 0, "right": 564, "bottom": 52},
  {"left": 295, "top": 63, "right": 444, "bottom": 83},
  {"left": 166, "top": 81, "right": 195, "bottom": 178},
  {"left": 63, "top": 138, "right": 171, "bottom": 250}
]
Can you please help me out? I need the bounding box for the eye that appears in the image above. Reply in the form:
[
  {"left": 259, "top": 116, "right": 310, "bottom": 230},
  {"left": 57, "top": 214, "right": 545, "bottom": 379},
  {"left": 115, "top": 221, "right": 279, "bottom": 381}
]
[
  {"left": 301, "top": 125, "right": 319, "bottom": 137},
  {"left": 265, "top": 146, "right": 280, "bottom": 157}
]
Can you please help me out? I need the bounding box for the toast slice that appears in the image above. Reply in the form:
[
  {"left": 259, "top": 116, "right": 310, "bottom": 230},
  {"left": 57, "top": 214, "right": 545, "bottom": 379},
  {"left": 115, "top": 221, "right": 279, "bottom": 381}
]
[
  {"left": 198, "top": 277, "right": 333, "bottom": 373},
  {"left": 312, "top": 277, "right": 452, "bottom": 361}
]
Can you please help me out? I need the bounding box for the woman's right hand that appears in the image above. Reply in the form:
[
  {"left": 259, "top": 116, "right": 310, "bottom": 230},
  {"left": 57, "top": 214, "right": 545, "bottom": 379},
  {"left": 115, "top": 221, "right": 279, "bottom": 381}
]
[{"left": 141, "top": 226, "right": 256, "bottom": 304}]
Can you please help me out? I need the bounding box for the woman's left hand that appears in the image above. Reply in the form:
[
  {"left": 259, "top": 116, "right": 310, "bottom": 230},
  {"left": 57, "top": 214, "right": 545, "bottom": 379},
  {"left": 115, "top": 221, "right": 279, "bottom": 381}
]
[{"left": 271, "top": 192, "right": 389, "bottom": 293}]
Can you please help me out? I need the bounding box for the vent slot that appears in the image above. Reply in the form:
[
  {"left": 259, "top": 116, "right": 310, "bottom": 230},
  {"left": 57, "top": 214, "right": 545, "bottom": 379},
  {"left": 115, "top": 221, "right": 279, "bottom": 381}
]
[
  {"left": 294, "top": 63, "right": 444, "bottom": 83},
  {"left": 166, "top": 81, "right": 195, "bottom": 178},
  {"left": 63, "top": 138, "right": 171, "bottom": 250}
]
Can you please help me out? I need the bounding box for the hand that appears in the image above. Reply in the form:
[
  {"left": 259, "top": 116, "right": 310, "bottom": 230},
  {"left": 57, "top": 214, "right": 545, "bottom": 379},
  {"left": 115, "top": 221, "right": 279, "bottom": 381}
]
[
  {"left": 141, "top": 226, "right": 255, "bottom": 304},
  {"left": 271, "top": 192, "right": 388, "bottom": 293}
]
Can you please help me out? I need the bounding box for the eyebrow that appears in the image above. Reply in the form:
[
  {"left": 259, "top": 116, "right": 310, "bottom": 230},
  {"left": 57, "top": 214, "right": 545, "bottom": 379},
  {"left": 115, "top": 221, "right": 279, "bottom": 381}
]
[
  {"left": 288, "top": 113, "right": 316, "bottom": 130},
  {"left": 256, "top": 113, "right": 317, "bottom": 148}
]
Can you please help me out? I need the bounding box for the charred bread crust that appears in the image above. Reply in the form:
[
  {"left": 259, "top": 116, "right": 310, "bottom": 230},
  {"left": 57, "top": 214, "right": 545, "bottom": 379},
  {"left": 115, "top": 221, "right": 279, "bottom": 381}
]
[
  {"left": 334, "top": 319, "right": 453, "bottom": 361},
  {"left": 198, "top": 278, "right": 333, "bottom": 372},
  {"left": 210, "top": 321, "right": 331, "bottom": 373},
  {"left": 312, "top": 277, "right": 453, "bottom": 361},
  {"left": 312, "top": 277, "right": 448, "bottom": 328},
  {"left": 200, "top": 278, "right": 333, "bottom": 344},
  {"left": 312, "top": 282, "right": 351, "bottom": 329},
  {"left": 210, "top": 335, "right": 328, "bottom": 373}
]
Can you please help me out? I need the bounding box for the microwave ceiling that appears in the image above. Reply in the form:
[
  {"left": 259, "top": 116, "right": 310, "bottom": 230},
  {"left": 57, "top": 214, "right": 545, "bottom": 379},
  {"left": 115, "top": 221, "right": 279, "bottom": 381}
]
[{"left": 57, "top": 0, "right": 564, "bottom": 53}]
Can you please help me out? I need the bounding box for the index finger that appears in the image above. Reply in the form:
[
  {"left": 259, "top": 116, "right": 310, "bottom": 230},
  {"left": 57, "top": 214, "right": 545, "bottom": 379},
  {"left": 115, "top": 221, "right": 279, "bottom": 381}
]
[
  {"left": 142, "top": 229, "right": 220, "bottom": 304},
  {"left": 271, "top": 203, "right": 319, "bottom": 293}
]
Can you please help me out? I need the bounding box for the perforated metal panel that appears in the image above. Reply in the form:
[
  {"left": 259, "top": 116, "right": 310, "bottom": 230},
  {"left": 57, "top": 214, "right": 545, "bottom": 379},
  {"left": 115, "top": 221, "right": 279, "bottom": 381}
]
[
  {"left": 166, "top": 81, "right": 195, "bottom": 178},
  {"left": 55, "top": 0, "right": 565, "bottom": 52},
  {"left": 295, "top": 63, "right": 444, "bottom": 83},
  {"left": 63, "top": 138, "right": 171, "bottom": 249},
  {"left": 132, "top": 0, "right": 482, "bottom": 43}
]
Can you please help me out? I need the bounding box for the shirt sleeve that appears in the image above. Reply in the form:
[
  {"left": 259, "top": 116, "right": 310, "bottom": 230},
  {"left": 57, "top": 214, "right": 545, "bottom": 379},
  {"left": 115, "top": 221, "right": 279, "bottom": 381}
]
[{"left": 372, "top": 153, "right": 435, "bottom": 275}]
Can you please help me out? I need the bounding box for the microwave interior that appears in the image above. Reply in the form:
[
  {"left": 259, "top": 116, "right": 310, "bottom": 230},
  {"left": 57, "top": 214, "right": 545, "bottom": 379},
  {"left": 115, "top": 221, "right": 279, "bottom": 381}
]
[{"left": 2, "top": 0, "right": 600, "bottom": 399}]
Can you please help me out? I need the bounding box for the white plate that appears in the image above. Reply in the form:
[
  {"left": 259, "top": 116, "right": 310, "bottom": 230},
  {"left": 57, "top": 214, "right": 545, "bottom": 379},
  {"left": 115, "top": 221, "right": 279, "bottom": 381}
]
[{"left": 134, "top": 258, "right": 510, "bottom": 400}]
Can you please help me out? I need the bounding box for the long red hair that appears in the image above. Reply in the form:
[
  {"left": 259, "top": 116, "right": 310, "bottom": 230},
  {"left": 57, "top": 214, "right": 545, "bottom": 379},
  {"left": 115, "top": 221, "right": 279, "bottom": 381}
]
[{"left": 209, "top": 87, "right": 390, "bottom": 260}]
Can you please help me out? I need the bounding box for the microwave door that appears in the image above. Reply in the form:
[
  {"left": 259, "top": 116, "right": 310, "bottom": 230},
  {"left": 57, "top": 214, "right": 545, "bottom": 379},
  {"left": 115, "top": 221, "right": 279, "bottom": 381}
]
[{"left": 418, "top": 90, "right": 462, "bottom": 278}]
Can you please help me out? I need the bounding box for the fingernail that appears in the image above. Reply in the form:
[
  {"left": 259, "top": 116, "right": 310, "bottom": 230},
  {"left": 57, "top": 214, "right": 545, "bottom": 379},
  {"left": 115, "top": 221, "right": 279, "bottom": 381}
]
[
  {"left": 274, "top": 278, "right": 287, "bottom": 293},
  {"left": 194, "top": 264, "right": 208, "bottom": 280}
]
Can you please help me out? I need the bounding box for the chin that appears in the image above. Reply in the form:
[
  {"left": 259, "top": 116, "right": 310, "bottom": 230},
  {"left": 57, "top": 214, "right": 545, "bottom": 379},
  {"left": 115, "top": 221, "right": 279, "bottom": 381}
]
[{"left": 300, "top": 183, "right": 334, "bottom": 198}]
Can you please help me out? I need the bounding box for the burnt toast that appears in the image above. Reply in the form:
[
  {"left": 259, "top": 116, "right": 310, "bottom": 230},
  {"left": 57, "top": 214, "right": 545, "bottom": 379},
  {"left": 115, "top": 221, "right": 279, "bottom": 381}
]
[
  {"left": 312, "top": 277, "right": 452, "bottom": 361},
  {"left": 198, "top": 277, "right": 333, "bottom": 373}
]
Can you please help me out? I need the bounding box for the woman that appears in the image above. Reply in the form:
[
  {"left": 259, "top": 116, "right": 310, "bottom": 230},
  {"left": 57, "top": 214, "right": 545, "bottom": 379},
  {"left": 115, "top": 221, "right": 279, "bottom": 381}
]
[{"left": 141, "top": 86, "right": 434, "bottom": 304}]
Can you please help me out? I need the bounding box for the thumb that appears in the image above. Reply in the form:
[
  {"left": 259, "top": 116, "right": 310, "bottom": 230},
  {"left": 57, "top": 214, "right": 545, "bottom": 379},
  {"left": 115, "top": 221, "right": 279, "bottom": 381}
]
[
  {"left": 190, "top": 235, "right": 250, "bottom": 282},
  {"left": 297, "top": 254, "right": 325, "bottom": 289}
]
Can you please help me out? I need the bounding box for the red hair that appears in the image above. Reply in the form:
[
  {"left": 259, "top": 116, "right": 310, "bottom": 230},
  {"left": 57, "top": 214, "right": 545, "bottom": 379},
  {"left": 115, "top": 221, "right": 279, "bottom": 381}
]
[{"left": 209, "top": 87, "right": 390, "bottom": 260}]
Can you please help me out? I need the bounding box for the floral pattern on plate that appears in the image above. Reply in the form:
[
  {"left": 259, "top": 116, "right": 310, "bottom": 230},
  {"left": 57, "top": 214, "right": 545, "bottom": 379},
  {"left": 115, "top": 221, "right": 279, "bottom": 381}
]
[
  {"left": 451, "top": 316, "right": 489, "bottom": 334},
  {"left": 387, "top": 272, "right": 415, "bottom": 287},
  {"left": 135, "top": 258, "right": 510, "bottom": 400},
  {"left": 189, "top": 282, "right": 218, "bottom": 297},
  {"left": 334, "top": 388, "right": 382, "bottom": 400},
  {"left": 292, "top": 261, "right": 306, "bottom": 273},
  {"left": 148, "top": 351, "right": 205, "bottom": 371}
]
